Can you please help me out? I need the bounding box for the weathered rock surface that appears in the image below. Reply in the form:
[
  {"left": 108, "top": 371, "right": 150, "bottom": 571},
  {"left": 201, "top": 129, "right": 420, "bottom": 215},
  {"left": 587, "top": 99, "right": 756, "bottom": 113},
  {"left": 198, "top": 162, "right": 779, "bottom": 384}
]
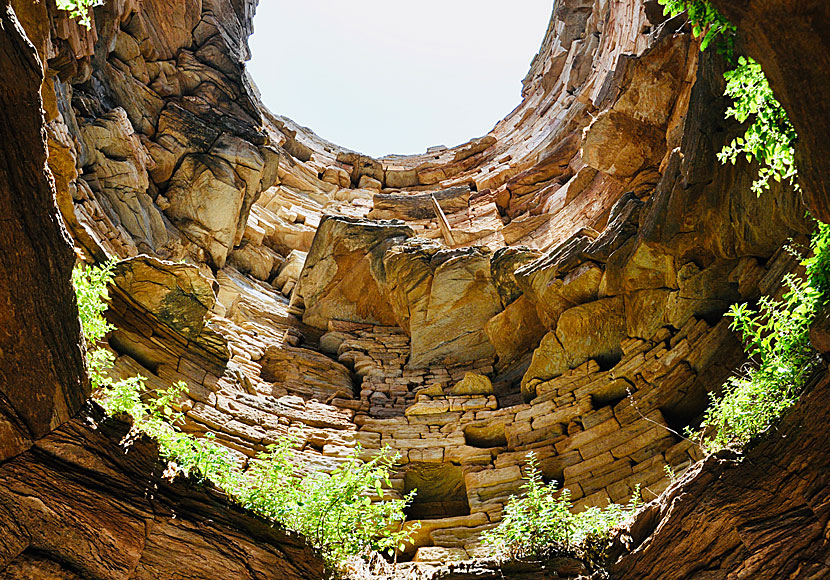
[
  {"left": 112, "top": 256, "right": 217, "bottom": 342},
  {"left": 0, "top": 406, "right": 323, "bottom": 580},
  {"left": 609, "top": 372, "right": 830, "bottom": 580},
  {"left": 296, "top": 216, "right": 413, "bottom": 329},
  {"left": 376, "top": 240, "right": 503, "bottom": 368},
  {"left": 0, "top": 2, "right": 86, "bottom": 462},
  {"left": 2, "top": 0, "right": 828, "bottom": 572}
]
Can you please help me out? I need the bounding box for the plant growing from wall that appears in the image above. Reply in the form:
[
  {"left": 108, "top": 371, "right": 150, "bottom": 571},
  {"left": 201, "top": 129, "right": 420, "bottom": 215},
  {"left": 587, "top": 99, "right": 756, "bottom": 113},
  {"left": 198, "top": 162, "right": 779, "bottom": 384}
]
[
  {"left": 657, "top": 0, "right": 825, "bottom": 453},
  {"left": 658, "top": 0, "right": 797, "bottom": 195},
  {"left": 73, "top": 261, "right": 416, "bottom": 570},
  {"left": 55, "top": 0, "right": 103, "bottom": 28},
  {"left": 698, "top": 223, "right": 830, "bottom": 450},
  {"left": 482, "top": 453, "right": 641, "bottom": 567}
]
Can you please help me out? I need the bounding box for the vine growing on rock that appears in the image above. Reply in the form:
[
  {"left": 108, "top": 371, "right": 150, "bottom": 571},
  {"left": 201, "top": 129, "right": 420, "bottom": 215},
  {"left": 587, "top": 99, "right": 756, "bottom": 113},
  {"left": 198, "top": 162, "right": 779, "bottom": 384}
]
[
  {"left": 658, "top": 0, "right": 798, "bottom": 194},
  {"left": 55, "top": 0, "right": 103, "bottom": 28},
  {"left": 73, "top": 261, "right": 417, "bottom": 571},
  {"left": 482, "top": 453, "right": 641, "bottom": 568}
]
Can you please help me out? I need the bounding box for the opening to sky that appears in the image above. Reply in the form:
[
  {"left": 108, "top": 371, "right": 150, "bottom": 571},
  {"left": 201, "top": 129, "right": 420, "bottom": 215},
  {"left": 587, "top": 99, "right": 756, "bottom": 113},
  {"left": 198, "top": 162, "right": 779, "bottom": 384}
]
[{"left": 248, "top": 1, "right": 554, "bottom": 158}]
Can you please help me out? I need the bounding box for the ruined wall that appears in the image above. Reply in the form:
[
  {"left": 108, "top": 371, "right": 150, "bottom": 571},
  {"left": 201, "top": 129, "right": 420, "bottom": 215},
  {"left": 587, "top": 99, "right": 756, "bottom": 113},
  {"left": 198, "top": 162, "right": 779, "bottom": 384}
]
[{"left": 0, "top": 0, "right": 819, "bottom": 571}]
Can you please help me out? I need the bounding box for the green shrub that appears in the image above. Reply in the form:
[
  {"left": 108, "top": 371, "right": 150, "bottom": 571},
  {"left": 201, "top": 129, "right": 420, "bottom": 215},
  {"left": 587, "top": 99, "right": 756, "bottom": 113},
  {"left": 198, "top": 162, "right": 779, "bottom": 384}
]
[
  {"left": 482, "top": 453, "right": 641, "bottom": 566},
  {"left": 73, "top": 262, "right": 416, "bottom": 570},
  {"left": 699, "top": 222, "right": 830, "bottom": 450},
  {"left": 658, "top": 1, "right": 797, "bottom": 195},
  {"left": 657, "top": 0, "right": 735, "bottom": 54}
]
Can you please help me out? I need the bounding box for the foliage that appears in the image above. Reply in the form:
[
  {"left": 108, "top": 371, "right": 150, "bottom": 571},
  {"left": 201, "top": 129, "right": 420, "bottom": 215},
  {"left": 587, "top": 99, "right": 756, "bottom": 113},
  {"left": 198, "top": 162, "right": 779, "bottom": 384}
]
[
  {"left": 482, "top": 453, "right": 641, "bottom": 566},
  {"left": 55, "top": 0, "right": 103, "bottom": 29},
  {"left": 657, "top": 0, "right": 735, "bottom": 55},
  {"left": 699, "top": 223, "right": 830, "bottom": 450},
  {"left": 73, "top": 262, "right": 416, "bottom": 570},
  {"left": 659, "top": 1, "right": 798, "bottom": 195},
  {"left": 717, "top": 57, "right": 798, "bottom": 195},
  {"left": 73, "top": 261, "right": 117, "bottom": 390}
]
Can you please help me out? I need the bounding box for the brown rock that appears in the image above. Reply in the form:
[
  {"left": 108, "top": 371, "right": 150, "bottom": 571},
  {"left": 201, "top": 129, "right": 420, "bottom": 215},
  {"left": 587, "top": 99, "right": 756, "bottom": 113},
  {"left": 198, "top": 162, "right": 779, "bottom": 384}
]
[
  {"left": 0, "top": 6, "right": 86, "bottom": 462},
  {"left": 377, "top": 240, "right": 502, "bottom": 367},
  {"left": 490, "top": 246, "right": 542, "bottom": 308},
  {"left": 165, "top": 153, "right": 247, "bottom": 268},
  {"left": 484, "top": 295, "right": 546, "bottom": 372}
]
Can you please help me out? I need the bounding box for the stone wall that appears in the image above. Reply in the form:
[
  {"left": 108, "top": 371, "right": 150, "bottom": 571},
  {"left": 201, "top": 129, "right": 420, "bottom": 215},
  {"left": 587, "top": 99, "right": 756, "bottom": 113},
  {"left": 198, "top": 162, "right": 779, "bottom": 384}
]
[{"left": 1, "top": 0, "right": 819, "bottom": 570}]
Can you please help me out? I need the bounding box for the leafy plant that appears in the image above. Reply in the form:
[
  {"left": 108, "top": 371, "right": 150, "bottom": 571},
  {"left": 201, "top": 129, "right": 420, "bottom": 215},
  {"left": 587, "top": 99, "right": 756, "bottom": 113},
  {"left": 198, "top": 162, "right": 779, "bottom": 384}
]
[
  {"left": 659, "top": 0, "right": 798, "bottom": 195},
  {"left": 55, "top": 0, "right": 103, "bottom": 28},
  {"left": 717, "top": 57, "right": 798, "bottom": 195},
  {"left": 657, "top": 0, "right": 735, "bottom": 55},
  {"left": 482, "top": 453, "right": 641, "bottom": 567},
  {"left": 73, "top": 262, "right": 416, "bottom": 570},
  {"left": 698, "top": 223, "right": 830, "bottom": 450}
]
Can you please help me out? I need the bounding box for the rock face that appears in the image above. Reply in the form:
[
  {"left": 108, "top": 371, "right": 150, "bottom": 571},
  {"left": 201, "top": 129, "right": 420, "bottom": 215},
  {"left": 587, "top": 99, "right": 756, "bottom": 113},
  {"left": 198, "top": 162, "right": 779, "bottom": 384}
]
[
  {"left": 608, "top": 372, "right": 830, "bottom": 580},
  {"left": 0, "top": 406, "right": 323, "bottom": 580},
  {"left": 296, "top": 216, "right": 413, "bottom": 329},
  {"left": 1, "top": 0, "right": 828, "bottom": 573},
  {"left": 376, "top": 241, "right": 503, "bottom": 368},
  {"left": 0, "top": 1, "right": 323, "bottom": 576},
  {"left": 0, "top": 0, "right": 86, "bottom": 463},
  {"left": 708, "top": 0, "right": 830, "bottom": 224}
]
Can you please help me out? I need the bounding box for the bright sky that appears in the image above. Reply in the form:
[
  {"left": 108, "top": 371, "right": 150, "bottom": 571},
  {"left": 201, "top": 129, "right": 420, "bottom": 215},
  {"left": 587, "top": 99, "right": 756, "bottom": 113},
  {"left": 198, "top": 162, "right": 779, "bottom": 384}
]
[{"left": 248, "top": 1, "right": 554, "bottom": 157}]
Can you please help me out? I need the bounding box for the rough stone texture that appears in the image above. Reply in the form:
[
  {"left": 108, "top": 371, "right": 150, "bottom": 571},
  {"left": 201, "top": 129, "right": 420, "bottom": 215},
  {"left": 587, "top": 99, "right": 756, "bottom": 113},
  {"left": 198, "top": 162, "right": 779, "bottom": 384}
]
[
  {"left": 0, "top": 1, "right": 86, "bottom": 462},
  {"left": 609, "top": 372, "right": 830, "bottom": 580},
  {"left": 112, "top": 256, "right": 217, "bottom": 342},
  {"left": 295, "top": 216, "right": 413, "bottom": 329},
  {"left": 708, "top": 0, "right": 830, "bottom": 224},
  {"left": 376, "top": 240, "right": 503, "bottom": 368},
  {"left": 0, "top": 406, "right": 323, "bottom": 580},
  {"left": 1, "top": 0, "right": 826, "bottom": 572}
]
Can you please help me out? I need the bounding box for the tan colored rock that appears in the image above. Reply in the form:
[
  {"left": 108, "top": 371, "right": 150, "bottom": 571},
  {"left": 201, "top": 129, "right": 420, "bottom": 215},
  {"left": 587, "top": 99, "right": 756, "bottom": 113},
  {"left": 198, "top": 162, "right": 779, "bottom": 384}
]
[
  {"left": 79, "top": 108, "right": 167, "bottom": 252},
  {"left": 228, "top": 242, "right": 284, "bottom": 282},
  {"left": 321, "top": 165, "right": 351, "bottom": 188},
  {"left": 165, "top": 153, "right": 247, "bottom": 268},
  {"left": 377, "top": 240, "right": 502, "bottom": 367},
  {"left": 449, "top": 373, "right": 494, "bottom": 396},
  {"left": 273, "top": 249, "right": 307, "bottom": 292},
  {"left": 556, "top": 296, "right": 627, "bottom": 369},
  {"left": 412, "top": 547, "right": 468, "bottom": 562},
  {"left": 260, "top": 345, "right": 355, "bottom": 402},
  {"left": 358, "top": 174, "right": 382, "bottom": 191},
  {"left": 489, "top": 246, "right": 542, "bottom": 307},
  {"left": 484, "top": 295, "right": 546, "bottom": 372},
  {"left": 368, "top": 185, "right": 470, "bottom": 220},
  {"left": 111, "top": 256, "right": 216, "bottom": 341},
  {"left": 296, "top": 216, "right": 413, "bottom": 329},
  {"left": 521, "top": 332, "right": 570, "bottom": 399}
]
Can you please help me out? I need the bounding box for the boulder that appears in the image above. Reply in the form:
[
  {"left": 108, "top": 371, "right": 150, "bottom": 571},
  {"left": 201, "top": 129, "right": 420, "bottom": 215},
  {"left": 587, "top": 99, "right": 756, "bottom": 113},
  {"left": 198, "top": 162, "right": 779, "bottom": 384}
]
[
  {"left": 111, "top": 256, "right": 216, "bottom": 342},
  {"left": 521, "top": 297, "right": 627, "bottom": 400},
  {"left": 490, "top": 246, "right": 542, "bottom": 308},
  {"left": 296, "top": 216, "right": 413, "bottom": 329},
  {"left": 376, "top": 240, "right": 502, "bottom": 368},
  {"left": 164, "top": 153, "right": 247, "bottom": 268},
  {"left": 484, "top": 295, "right": 546, "bottom": 372},
  {"left": 449, "top": 373, "right": 494, "bottom": 396}
]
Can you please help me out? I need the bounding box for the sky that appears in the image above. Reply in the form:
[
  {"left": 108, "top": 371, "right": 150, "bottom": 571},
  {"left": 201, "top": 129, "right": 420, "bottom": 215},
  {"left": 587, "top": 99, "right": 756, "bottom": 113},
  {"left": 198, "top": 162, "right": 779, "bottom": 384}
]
[{"left": 248, "top": 1, "right": 554, "bottom": 158}]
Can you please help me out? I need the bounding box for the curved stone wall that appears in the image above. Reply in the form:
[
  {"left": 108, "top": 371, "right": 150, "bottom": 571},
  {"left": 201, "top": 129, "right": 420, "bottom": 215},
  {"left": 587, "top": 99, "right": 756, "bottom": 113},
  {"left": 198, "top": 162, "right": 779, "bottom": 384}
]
[{"left": 3, "top": 0, "right": 814, "bottom": 565}]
